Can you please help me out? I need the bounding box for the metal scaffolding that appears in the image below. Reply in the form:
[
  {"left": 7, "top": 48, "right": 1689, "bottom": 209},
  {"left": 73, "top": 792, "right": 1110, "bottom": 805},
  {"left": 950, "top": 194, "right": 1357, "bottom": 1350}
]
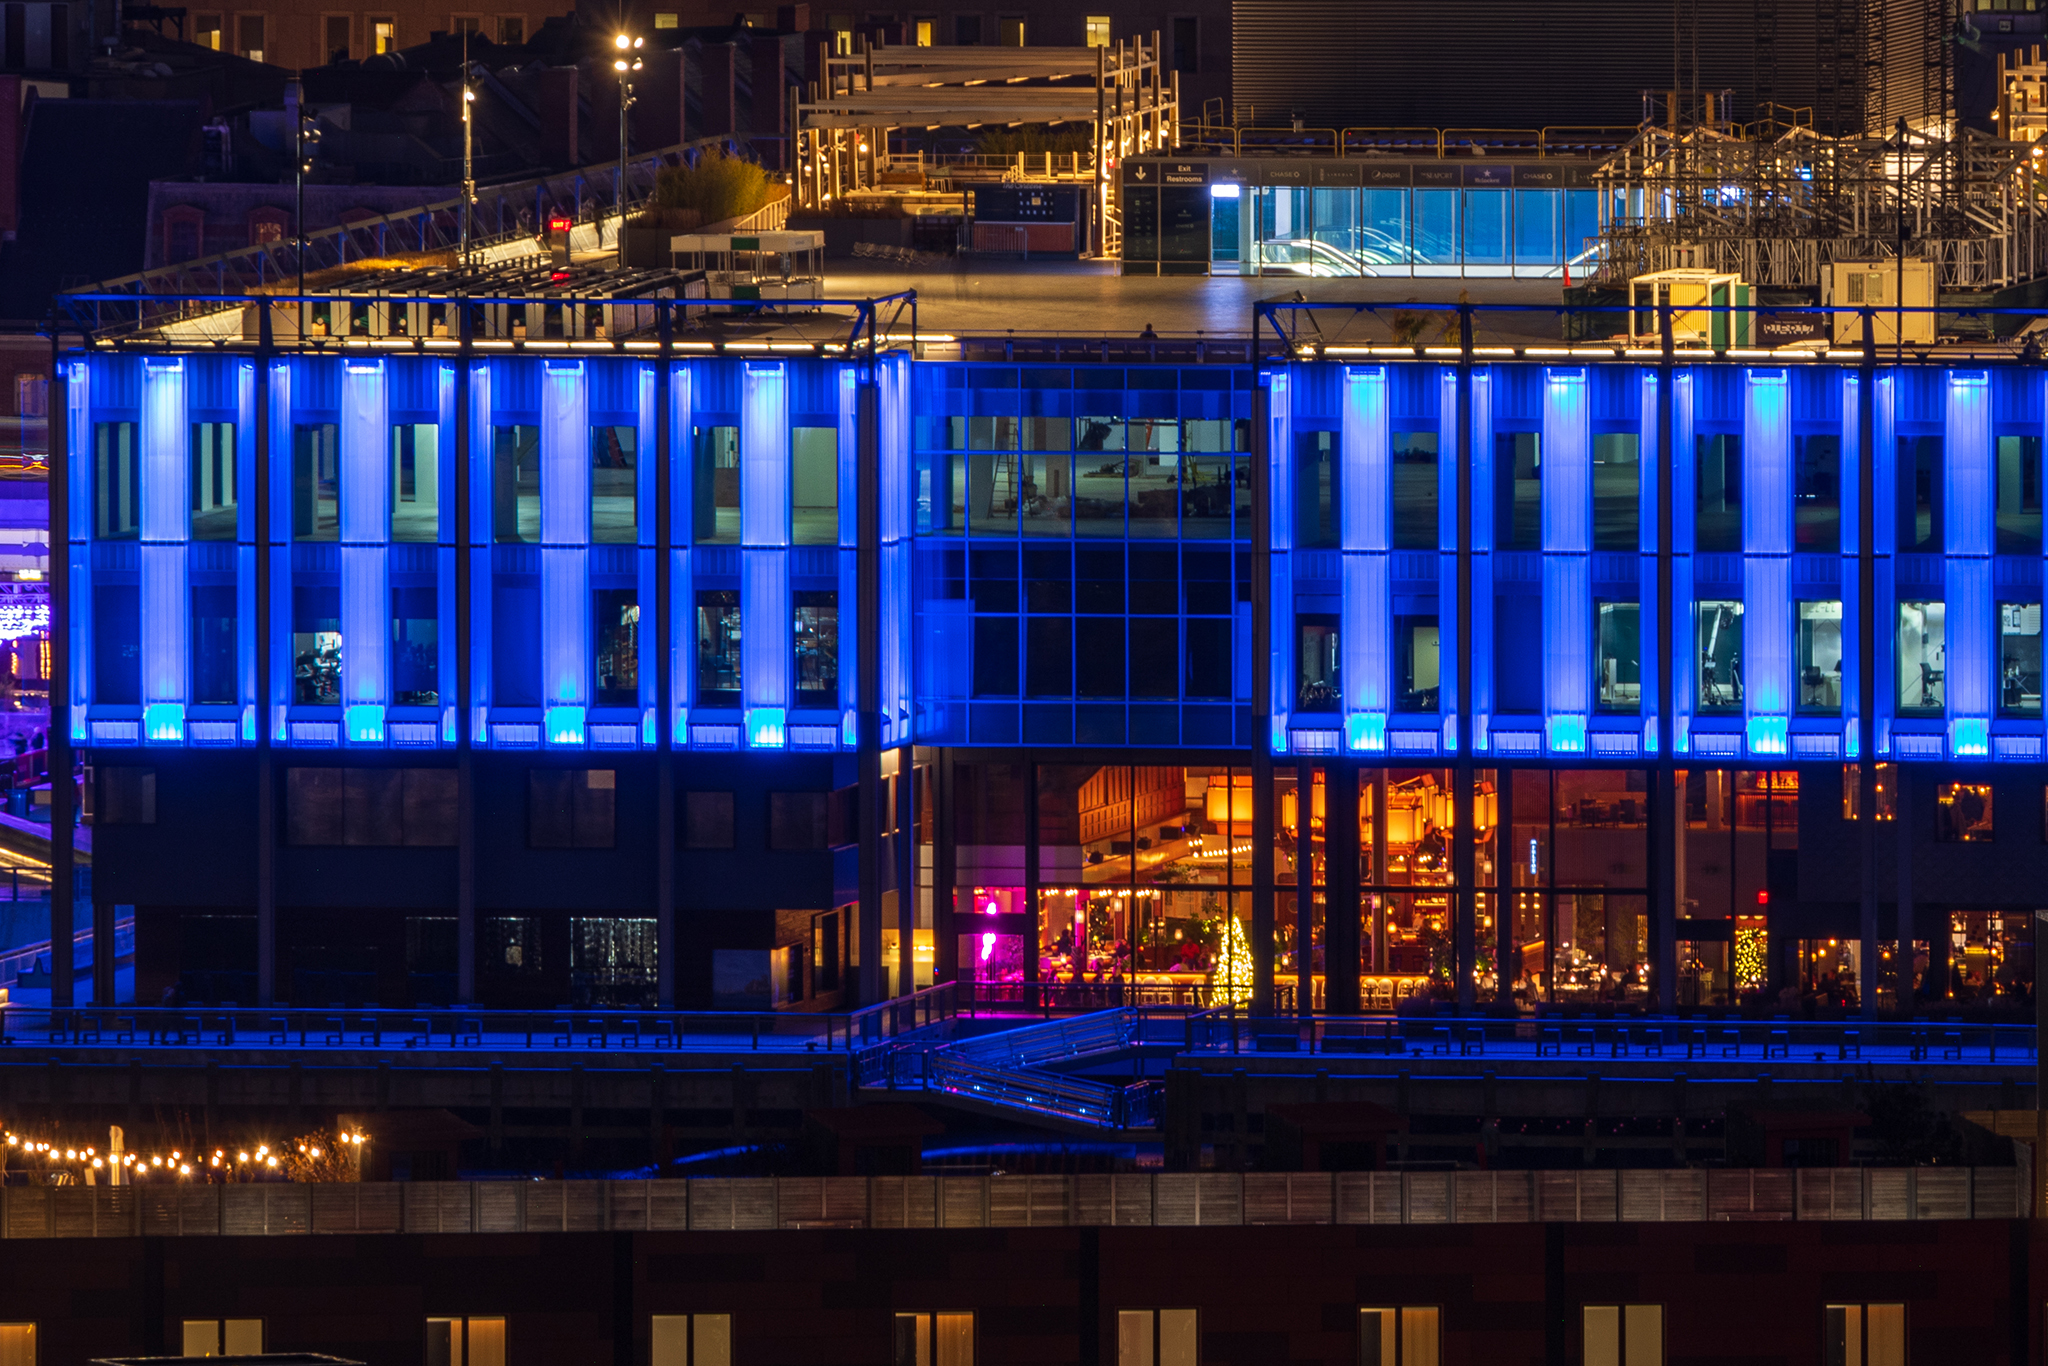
[
  {"left": 791, "top": 38, "right": 1177, "bottom": 257},
  {"left": 1590, "top": 113, "right": 2048, "bottom": 292}
]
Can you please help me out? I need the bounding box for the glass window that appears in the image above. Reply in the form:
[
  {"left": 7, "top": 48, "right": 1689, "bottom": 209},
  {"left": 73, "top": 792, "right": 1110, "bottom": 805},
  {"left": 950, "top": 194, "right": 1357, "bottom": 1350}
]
[
  {"left": 1076, "top": 415, "right": 1125, "bottom": 452},
  {"left": 1582, "top": 1305, "right": 1662, "bottom": 1366},
  {"left": 1840, "top": 761, "right": 1898, "bottom": 821},
  {"left": 1296, "top": 615, "right": 1339, "bottom": 713},
  {"left": 695, "top": 589, "right": 740, "bottom": 706},
  {"left": 1934, "top": 782, "right": 1993, "bottom": 842},
  {"left": 292, "top": 422, "right": 338, "bottom": 541},
  {"left": 1412, "top": 189, "right": 1458, "bottom": 266},
  {"left": 1084, "top": 14, "right": 1108, "bottom": 44},
  {"left": 1797, "top": 600, "right": 1843, "bottom": 714},
  {"left": 967, "top": 451, "right": 1018, "bottom": 535},
  {"left": 592, "top": 424, "right": 636, "bottom": 543},
  {"left": 1019, "top": 416, "right": 1068, "bottom": 451},
  {"left": 682, "top": 791, "right": 735, "bottom": 848},
  {"left": 1795, "top": 432, "right": 1841, "bottom": 552},
  {"left": 794, "top": 589, "right": 838, "bottom": 708},
  {"left": 894, "top": 1313, "right": 973, "bottom": 1366},
  {"left": 1695, "top": 433, "right": 1740, "bottom": 552},
  {"left": 1358, "top": 1307, "right": 1439, "bottom": 1366},
  {"left": 1463, "top": 190, "right": 1508, "bottom": 265},
  {"left": 1130, "top": 451, "right": 1181, "bottom": 538},
  {"left": 1118, "top": 1310, "right": 1196, "bottom": 1366},
  {"left": 190, "top": 421, "right": 237, "bottom": 540},
  {"left": 1021, "top": 452, "right": 1072, "bottom": 536},
  {"left": 292, "top": 585, "right": 340, "bottom": 706},
  {"left": 1513, "top": 189, "right": 1560, "bottom": 265},
  {"left": 1496, "top": 431, "right": 1538, "bottom": 550},
  {"left": 1312, "top": 187, "right": 1362, "bottom": 274},
  {"left": 1997, "top": 434, "right": 2041, "bottom": 553},
  {"left": 531, "top": 769, "right": 616, "bottom": 849},
  {"left": 1296, "top": 430, "right": 1337, "bottom": 548},
  {"left": 593, "top": 587, "right": 638, "bottom": 708},
  {"left": 1823, "top": 1304, "right": 1904, "bottom": 1366},
  {"left": 493, "top": 424, "right": 539, "bottom": 543},
  {"left": 1592, "top": 432, "right": 1638, "bottom": 551},
  {"left": 570, "top": 915, "right": 653, "bottom": 1005},
  {"left": 493, "top": 570, "right": 539, "bottom": 706},
  {"left": 1391, "top": 430, "right": 1438, "bottom": 550},
  {"left": 1596, "top": 601, "right": 1640, "bottom": 713},
  {"left": 692, "top": 424, "right": 738, "bottom": 543},
  {"left": 1363, "top": 189, "right": 1410, "bottom": 266},
  {"left": 1074, "top": 451, "right": 1129, "bottom": 537},
  {"left": 191, "top": 584, "right": 237, "bottom": 705},
  {"left": 1696, "top": 600, "right": 1743, "bottom": 714},
  {"left": 391, "top": 424, "right": 438, "bottom": 542},
  {"left": 1025, "top": 616, "right": 1071, "bottom": 696},
  {"left": 1182, "top": 443, "right": 1237, "bottom": 540},
  {"left": 1395, "top": 614, "right": 1438, "bottom": 712},
  {"left": 1896, "top": 599, "right": 1945, "bottom": 714},
  {"left": 1899, "top": 435, "right": 1942, "bottom": 551},
  {"left": 392, "top": 584, "right": 438, "bottom": 706},
  {"left": 652, "top": 1315, "right": 732, "bottom": 1366},
  {"left": 0, "top": 1323, "right": 33, "bottom": 1366},
  {"left": 791, "top": 425, "right": 837, "bottom": 546},
  {"left": 2002, "top": 602, "right": 2041, "bottom": 717}
]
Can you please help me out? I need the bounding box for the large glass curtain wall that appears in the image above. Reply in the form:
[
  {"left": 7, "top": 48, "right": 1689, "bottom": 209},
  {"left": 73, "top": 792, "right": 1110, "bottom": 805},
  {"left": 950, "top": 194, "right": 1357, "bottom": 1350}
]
[
  {"left": 909, "top": 365, "right": 1256, "bottom": 750},
  {"left": 1248, "top": 186, "right": 1599, "bottom": 278}
]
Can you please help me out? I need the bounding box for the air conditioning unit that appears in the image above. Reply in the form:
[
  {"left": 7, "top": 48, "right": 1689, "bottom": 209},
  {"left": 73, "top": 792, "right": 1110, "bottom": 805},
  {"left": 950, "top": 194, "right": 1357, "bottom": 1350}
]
[{"left": 1822, "top": 259, "right": 1936, "bottom": 344}]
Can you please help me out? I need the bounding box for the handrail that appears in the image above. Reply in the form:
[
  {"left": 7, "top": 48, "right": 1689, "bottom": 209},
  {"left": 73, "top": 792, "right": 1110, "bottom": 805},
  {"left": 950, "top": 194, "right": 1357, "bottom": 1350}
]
[
  {"left": 57, "top": 133, "right": 774, "bottom": 333},
  {"left": 1182, "top": 1012, "right": 2039, "bottom": 1064},
  {"left": 0, "top": 993, "right": 956, "bottom": 1054}
]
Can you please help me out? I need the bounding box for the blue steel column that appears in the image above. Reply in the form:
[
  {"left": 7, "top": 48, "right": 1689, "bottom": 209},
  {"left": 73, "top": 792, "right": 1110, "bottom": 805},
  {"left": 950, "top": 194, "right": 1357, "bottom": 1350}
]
[
  {"left": 541, "top": 361, "right": 590, "bottom": 747},
  {"left": 654, "top": 308, "right": 675, "bottom": 1008},
  {"left": 1855, "top": 322, "right": 1878, "bottom": 1019},
  {"left": 1652, "top": 314, "right": 1677, "bottom": 1014},
  {"left": 1250, "top": 369, "right": 1278, "bottom": 1013},
  {"left": 856, "top": 359, "right": 882, "bottom": 1003},
  {"left": 454, "top": 322, "right": 475, "bottom": 1006}
]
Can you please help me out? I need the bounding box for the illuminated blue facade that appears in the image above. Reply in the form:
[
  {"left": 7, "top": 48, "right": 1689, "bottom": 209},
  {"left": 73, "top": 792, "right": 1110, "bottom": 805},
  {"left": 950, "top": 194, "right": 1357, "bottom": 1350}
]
[{"left": 62, "top": 354, "right": 2048, "bottom": 765}]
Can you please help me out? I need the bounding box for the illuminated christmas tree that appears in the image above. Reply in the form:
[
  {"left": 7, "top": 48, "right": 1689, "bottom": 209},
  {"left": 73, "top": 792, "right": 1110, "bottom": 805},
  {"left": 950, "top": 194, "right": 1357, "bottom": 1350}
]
[{"left": 1213, "top": 914, "right": 1254, "bottom": 1006}]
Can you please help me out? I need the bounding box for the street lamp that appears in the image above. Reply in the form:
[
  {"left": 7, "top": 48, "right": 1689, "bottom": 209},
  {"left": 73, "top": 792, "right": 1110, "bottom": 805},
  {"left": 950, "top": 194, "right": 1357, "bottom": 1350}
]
[
  {"left": 613, "top": 33, "right": 644, "bottom": 234},
  {"left": 460, "top": 29, "right": 477, "bottom": 271}
]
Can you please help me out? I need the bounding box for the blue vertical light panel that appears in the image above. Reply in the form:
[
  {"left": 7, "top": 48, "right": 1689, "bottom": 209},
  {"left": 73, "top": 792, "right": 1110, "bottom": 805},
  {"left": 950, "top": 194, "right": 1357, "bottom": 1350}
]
[
  {"left": 1840, "top": 373, "right": 1861, "bottom": 756},
  {"left": 436, "top": 363, "right": 458, "bottom": 743},
  {"left": 1341, "top": 366, "right": 1390, "bottom": 750},
  {"left": 237, "top": 361, "right": 258, "bottom": 741},
  {"left": 1267, "top": 369, "right": 1293, "bottom": 754},
  {"left": 65, "top": 362, "right": 89, "bottom": 740},
  {"left": 1636, "top": 370, "right": 1659, "bottom": 752},
  {"left": 1873, "top": 372, "right": 1897, "bottom": 754},
  {"left": 741, "top": 361, "right": 790, "bottom": 747},
  {"left": 635, "top": 364, "right": 658, "bottom": 742},
  {"left": 837, "top": 364, "right": 860, "bottom": 745},
  {"left": 468, "top": 362, "right": 494, "bottom": 744},
  {"left": 1670, "top": 370, "right": 1695, "bottom": 752},
  {"left": 1469, "top": 368, "right": 1493, "bottom": 752},
  {"left": 267, "top": 361, "right": 293, "bottom": 742},
  {"left": 1947, "top": 369, "right": 1992, "bottom": 757},
  {"left": 340, "top": 360, "right": 389, "bottom": 743},
  {"left": 878, "top": 355, "right": 912, "bottom": 747},
  {"left": 541, "top": 360, "right": 589, "bottom": 746},
  {"left": 138, "top": 359, "right": 188, "bottom": 743},
  {"left": 669, "top": 365, "right": 693, "bottom": 745},
  {"left": 1742, "top": 369, "right": 1791, "bottom": 756},
  {"left": 1434, "top": 367, "right": 1458, "bottom": 750},
  {"left": 1541, "top": 367, "right": 1590, "bottom": 754}
]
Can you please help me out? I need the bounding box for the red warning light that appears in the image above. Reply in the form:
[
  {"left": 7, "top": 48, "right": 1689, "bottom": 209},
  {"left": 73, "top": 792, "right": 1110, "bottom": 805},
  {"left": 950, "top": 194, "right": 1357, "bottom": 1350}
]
[{"left": 1756, "top": 889, "right": 1769, "bottom": 905}]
